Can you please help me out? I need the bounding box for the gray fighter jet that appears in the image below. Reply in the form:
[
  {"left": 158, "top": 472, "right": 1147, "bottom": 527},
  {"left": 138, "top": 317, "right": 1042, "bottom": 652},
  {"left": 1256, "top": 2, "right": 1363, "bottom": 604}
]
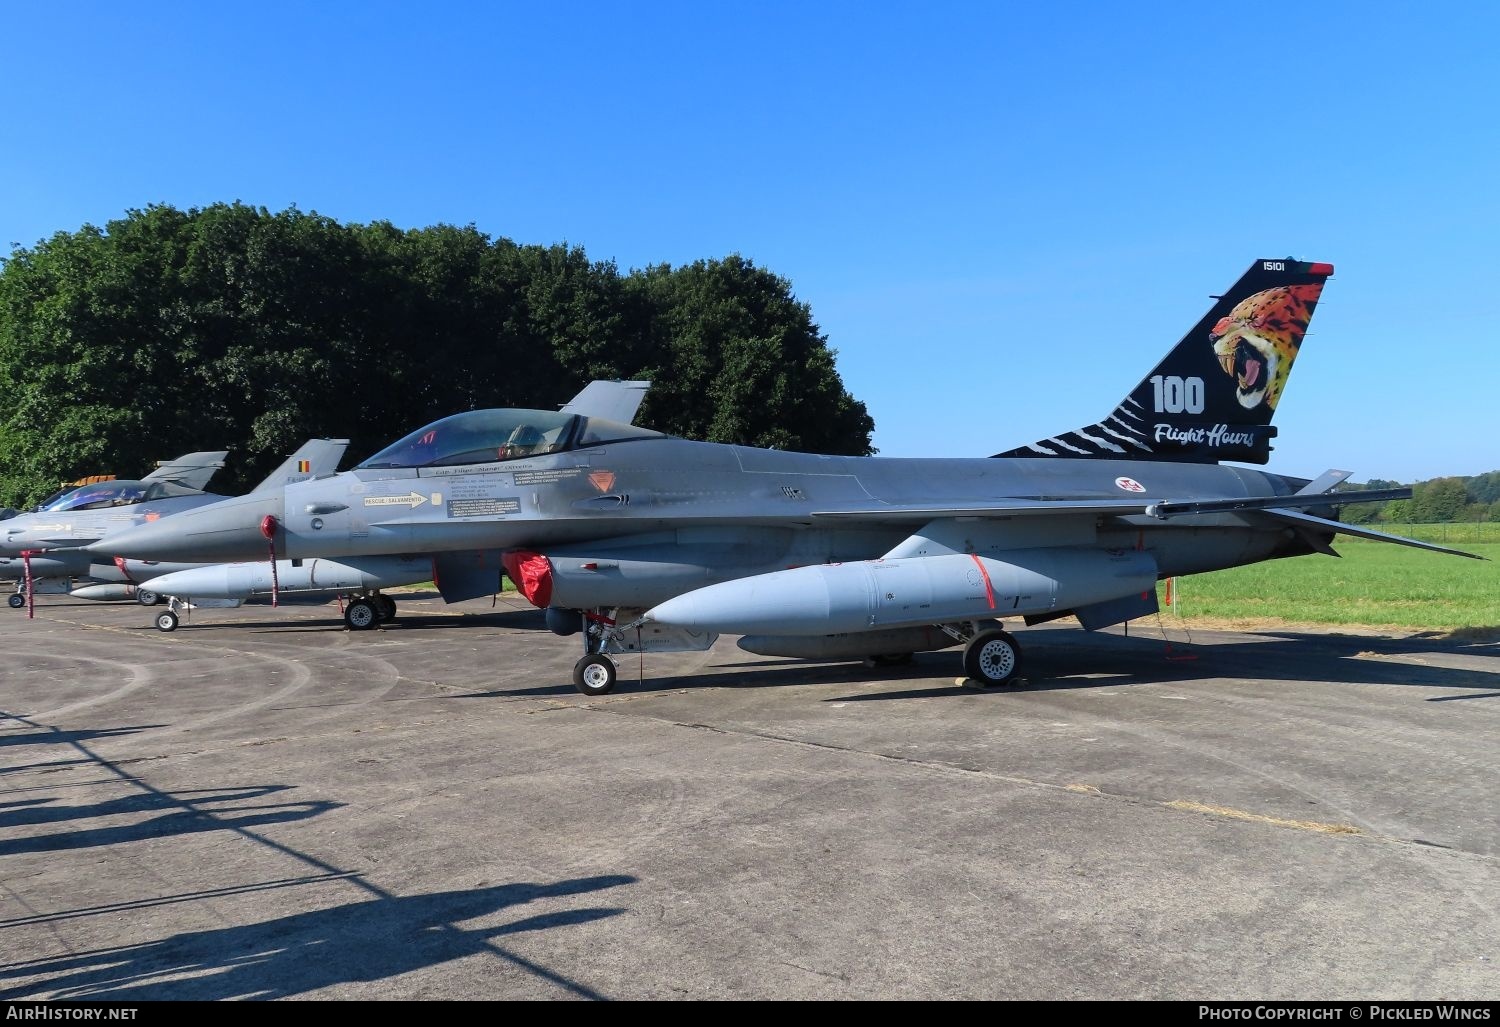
[
  {"left": 114, "top": 380, "right": 653, "bottom": 632},
  {"left": 95, "top": 259, "right": 1480, "bottom": 694},
  {"left": 3, "top": 440, "right": 346, "bottom": 613}
]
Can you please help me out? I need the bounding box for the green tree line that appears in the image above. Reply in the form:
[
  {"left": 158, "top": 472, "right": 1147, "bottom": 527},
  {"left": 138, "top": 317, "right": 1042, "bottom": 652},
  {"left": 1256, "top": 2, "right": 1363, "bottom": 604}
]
[
  {"left": 1339, "top": 475, "right": 1500, "bottom": 525},
  {"left": 0, "top": 203, "right": 875, "bottom": 506}
]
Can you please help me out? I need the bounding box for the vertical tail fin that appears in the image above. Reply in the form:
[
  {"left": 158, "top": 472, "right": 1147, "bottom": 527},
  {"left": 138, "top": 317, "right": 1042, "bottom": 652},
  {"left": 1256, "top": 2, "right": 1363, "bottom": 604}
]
[
  {"left": 251, "top": 439, "right": 350, "bottom": 493},
  {"left": 559, "top": 380, "right": 652, "bottom": 425},
  {"left": 994, "top": 258, "right": 1333, "bottom": 465},
  {"left": 140, "top": 451, "right": 230, "bottom": 491}
]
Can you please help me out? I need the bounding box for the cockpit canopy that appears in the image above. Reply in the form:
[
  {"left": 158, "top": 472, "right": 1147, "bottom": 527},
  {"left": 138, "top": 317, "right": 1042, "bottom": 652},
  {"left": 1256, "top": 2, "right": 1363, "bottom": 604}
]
[
  {"left": 39, "top": 479, "right": 200, "bottom": 512},
  {"left": 356, "top": 409, "right": 668, "bottom": 470}
]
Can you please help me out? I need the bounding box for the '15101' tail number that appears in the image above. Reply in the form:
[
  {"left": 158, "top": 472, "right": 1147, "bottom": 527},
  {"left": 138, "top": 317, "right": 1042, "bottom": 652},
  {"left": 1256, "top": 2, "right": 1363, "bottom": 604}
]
[{"left": 1150, "top": 375, "right": 1204, "bottom": 414}]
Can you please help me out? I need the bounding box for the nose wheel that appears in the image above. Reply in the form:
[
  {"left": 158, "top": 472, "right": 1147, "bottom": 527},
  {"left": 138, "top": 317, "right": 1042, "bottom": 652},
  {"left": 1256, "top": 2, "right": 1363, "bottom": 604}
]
[{"left": 572, "top": 654, "right": 618, "bottom": 697}]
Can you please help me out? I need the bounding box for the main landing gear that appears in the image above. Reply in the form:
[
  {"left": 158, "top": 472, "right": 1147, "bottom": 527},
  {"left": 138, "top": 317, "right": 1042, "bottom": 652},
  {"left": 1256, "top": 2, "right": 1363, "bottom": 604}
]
[
  {"left": 7, "top": 593, "right": 24, "bottom": 610},
  {"left": 344, "top": 592, "right": 398, "bottom": 631},
  {"left": 963, "top": 628, "right": 1022, "bottom": 686},
  {"left": 941, "top": 621, "right": 1024, "bottom": 687}
]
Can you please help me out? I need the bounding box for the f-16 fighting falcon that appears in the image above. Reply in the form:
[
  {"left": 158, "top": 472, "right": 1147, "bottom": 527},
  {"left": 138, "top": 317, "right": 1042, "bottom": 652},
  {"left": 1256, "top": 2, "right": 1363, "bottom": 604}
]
[
  {"left": 96, "top": 259, "right": 1480, "bottom": 694},
  {"left": 3, "top": 440, "right": 346, "bottom": 614},
  {"left": 118, "top": 381, "right": 650, "bottom": 632}
]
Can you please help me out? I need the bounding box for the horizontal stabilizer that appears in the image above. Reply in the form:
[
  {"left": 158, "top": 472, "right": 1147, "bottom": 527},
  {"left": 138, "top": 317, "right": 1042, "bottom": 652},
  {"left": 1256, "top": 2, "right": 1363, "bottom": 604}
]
[
  {"left": 142, "top": 451, "right": 229, "bottom": 491},
  {"left": 1295, "top": 469, "right": 1353, "bottom": 495},
  {"left": 1260, "top": 508, "right": 1486, "bottom": 560}
]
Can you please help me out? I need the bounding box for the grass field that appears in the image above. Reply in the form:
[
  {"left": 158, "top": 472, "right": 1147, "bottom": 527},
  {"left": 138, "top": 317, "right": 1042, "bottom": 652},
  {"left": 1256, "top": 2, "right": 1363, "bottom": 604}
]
[{"left": 1159, "top": 539, "right": 1500, "bottom": 633}]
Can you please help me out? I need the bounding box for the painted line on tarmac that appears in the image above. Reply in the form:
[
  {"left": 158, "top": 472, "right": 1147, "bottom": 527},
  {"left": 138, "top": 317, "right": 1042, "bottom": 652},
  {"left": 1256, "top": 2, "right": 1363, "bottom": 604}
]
[{"left": 1164, "top": 799, "right": 1361, "bottom": 835}]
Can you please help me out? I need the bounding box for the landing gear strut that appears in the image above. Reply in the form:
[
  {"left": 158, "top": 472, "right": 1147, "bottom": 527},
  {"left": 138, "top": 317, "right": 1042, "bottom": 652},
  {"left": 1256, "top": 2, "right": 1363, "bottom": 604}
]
[
  {"left": 153, "top": 595, "right": 192, "bottom": 632},
  {"left": 572, "top": 609, "right": 620, "bottom": 696}
]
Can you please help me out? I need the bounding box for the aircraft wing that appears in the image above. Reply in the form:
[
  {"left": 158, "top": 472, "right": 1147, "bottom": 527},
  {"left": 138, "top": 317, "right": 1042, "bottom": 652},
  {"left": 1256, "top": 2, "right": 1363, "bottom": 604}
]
[
  {"left": 560, "top": 380, "right": 651, "bottom": 424},
  {"left": 810, "top": 487, "right": 1413, "bottom": 525},
  {"left": 1257, "top": 508, "right": 1486, "bottom": 560},
  {"left": 1142, "top": 488, "right": 1411, "bottom": 519},
  {"left": 250, "top": 439, "right": 350, "bottom": 493},
  {"left": 141, "top": 451, "right": 229, "bottom": 490}
]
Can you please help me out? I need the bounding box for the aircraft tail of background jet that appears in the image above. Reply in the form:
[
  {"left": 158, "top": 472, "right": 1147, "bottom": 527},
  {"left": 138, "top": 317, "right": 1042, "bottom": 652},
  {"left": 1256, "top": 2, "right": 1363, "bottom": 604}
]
[
  {"left": 140, "top": 451, "right": 229, "bottom": 490},
  {"left": 994, "top": 258, "right": 1334, "bottom": 465},
  {"left": 250, "top": 438, "right": 350, "bottom": 492}
]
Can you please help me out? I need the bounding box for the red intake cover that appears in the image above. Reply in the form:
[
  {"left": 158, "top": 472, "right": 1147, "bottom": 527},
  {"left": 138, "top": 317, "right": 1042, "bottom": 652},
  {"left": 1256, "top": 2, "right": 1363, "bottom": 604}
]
[{"left": 502, "top": 550, "right": 554, "bottom": 609}]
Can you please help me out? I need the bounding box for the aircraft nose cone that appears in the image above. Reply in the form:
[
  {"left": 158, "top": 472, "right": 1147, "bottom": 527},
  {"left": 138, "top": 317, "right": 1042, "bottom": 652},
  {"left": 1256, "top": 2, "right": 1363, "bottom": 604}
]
[{"left": 93, "top": 492, "right": 284, "bottom": 563}]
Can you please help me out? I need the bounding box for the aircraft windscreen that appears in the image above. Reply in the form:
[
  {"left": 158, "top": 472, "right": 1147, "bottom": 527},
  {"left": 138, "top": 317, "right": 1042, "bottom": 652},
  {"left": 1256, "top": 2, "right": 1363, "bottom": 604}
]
[
  {"left": 33, "top": 487, "right": 73, "bottom": 510},
  {"left": 143, "top": 482, "right": 201, "bottom": 500},
  {"left": 41, "top": 481, "right": 150, "bottom": 512},
  {"left": 357, "top": 410, "right": 580, "bottom": 469}
]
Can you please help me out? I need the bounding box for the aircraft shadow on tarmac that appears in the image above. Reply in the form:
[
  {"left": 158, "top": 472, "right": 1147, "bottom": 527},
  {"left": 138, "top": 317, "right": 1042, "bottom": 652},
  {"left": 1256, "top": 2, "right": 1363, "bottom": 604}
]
[
  {"left": 0, "top": 725, "right": 161, "bottom": 749},
  {"left": 823, "top": 627, "right": 1500, "bottom": 703},
  {"left": 0, "top": 784, "right": 341, "bottom": 857},
  {"left": 456, "top": 625, "right": 1500, "bottom": 703},
  {"left": 0, "top": 874, "right": 634, "bottom": 1000}
]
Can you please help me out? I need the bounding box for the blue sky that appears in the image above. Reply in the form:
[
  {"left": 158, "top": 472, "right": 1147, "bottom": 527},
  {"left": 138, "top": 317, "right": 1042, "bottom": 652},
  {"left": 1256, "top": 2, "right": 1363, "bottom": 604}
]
[{"left": 4, "top": 2, "right": 1496, "bottom": 482}]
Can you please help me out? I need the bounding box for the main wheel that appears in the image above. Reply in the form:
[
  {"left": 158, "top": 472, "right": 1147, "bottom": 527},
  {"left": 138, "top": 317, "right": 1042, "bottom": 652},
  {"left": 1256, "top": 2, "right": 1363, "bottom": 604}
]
[
  {"left": 345, "top": 598, "right": 379, "bottom": 631},
  {"left": 155, "top": 610, "right": 179, "bottom": 632},
  {"left": 137, "top": 589, "right": 162, "bottom": 607},
  {"left": 963, "top": 629, "right": 1022, "bottom": 686},
  {"left": 572, "top": 655, "right": 618, "bottom": 697},
  {"left": 7, "top": 593, "right": 24, "bottom": 609},
  {"left": 375, "top": 595, "right": 397, "bottom": 622}
]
